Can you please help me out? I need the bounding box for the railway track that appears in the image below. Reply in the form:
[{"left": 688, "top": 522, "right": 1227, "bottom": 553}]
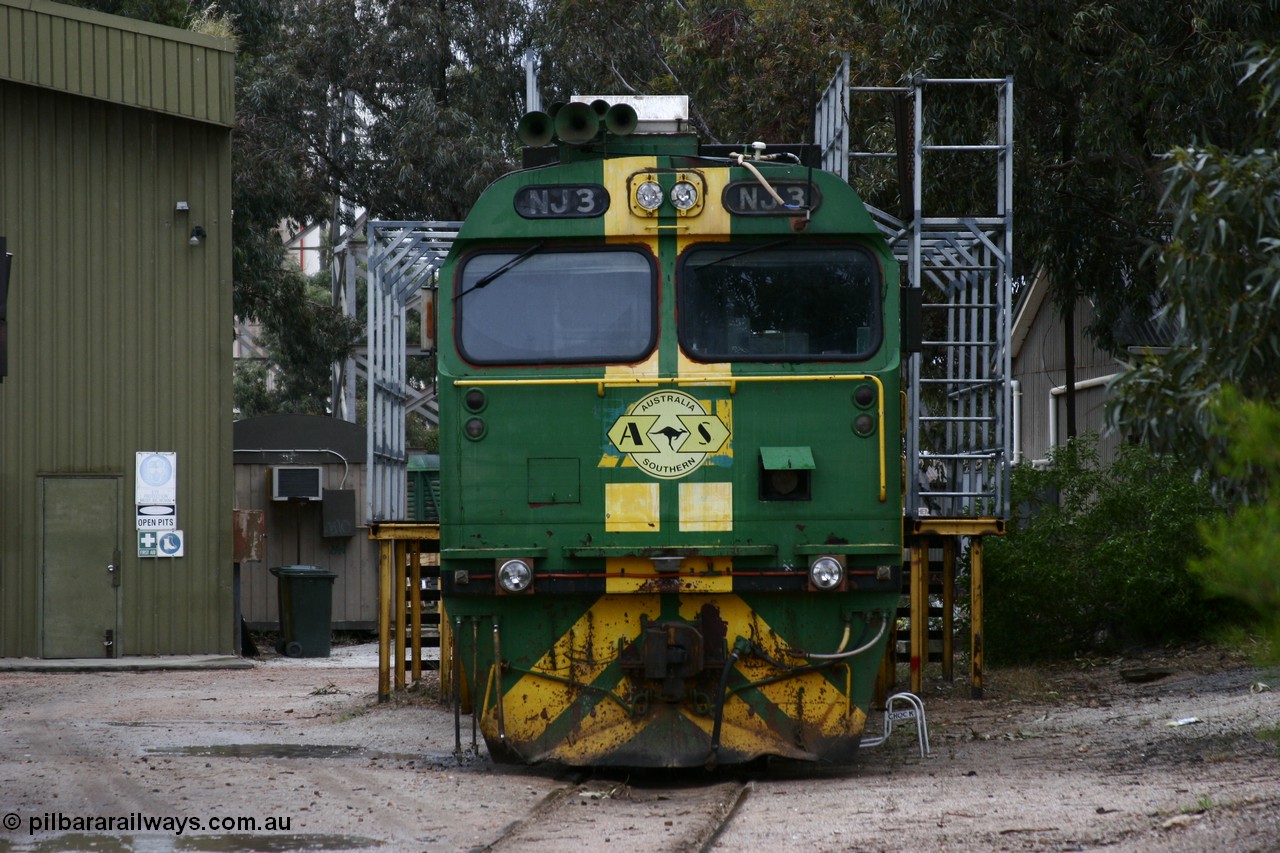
[{"left": 473, "top": 776, "right": 752, "bottom": 853}]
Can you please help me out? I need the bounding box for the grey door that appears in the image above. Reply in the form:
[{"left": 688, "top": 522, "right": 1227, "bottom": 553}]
[{"left": 41, "top": 476, "right": 120, "bottom": 658}]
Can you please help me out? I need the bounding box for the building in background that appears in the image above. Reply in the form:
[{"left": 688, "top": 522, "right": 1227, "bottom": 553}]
[
  {"left": 233, "top": 414, "right": 379, "bottom": 632},
  {"left": 1011, "top": 272, "right": 1172, "bottom": 467},
  {"left": 0, "top": 1, "right": 236, "bottom": 657}
]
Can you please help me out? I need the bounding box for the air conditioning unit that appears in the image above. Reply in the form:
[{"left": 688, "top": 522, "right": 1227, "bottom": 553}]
[{"left": 271, "top": 466, "right": 324, "bottom": 501}]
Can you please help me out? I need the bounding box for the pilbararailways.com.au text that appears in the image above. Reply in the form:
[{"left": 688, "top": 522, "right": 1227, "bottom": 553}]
[{"left": 7, "top": 811, "right": 293, "bottom": 835}]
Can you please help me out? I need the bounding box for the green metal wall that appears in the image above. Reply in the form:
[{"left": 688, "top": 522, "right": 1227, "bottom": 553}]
[
  {"left": 0, "top": 1, "right": 235, "bottom": 127},
  {"left": 0, "top": 7, "right": 234, "bottom": 656}
]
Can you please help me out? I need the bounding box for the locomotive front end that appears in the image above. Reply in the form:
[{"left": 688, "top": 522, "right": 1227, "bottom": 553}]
[{"left": 437, "top": 97, "right": 903, "bottom": 767}]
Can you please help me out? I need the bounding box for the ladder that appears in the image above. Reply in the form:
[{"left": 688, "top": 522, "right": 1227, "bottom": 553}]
[{"left": 821, "top": 59, "right": 1014, "bottom": 521}]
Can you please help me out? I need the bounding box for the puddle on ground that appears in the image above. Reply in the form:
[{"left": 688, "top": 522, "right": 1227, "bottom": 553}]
[
  {"left": 106, "top": 722, "right": 285, "bottom": 728},
  {"left": 144, "top": 743, "right": 458, "bottom": 764},
  {"left": 4, "top": 833, "right": 383, "bottom": 852}
]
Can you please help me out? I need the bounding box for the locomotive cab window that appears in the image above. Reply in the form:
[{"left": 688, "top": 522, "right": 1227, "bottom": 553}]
[
  {"left": 457, "top": 247, "right": 657, "bottom": 364},
  {"left": 679, "top": 243, "right": 881, "bottom": 361}
]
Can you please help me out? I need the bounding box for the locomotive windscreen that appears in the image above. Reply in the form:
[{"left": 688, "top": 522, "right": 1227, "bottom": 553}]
[
  {"left": 679, "top": 242, "right": 881, "bottom": 361},
  {"left": 456, "top": 247, "right": 657, "bottom": 364}
]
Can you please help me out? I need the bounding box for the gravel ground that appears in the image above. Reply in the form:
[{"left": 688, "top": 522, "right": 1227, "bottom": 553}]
[
  {"left": 1, "top": 643, "right": 1277, "bottom": 852},
  {"left": 715, "top": 646, "right": 1280, "bottom": 852}
]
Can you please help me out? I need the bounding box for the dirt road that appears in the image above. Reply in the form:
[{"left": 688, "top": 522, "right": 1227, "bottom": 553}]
[{"left": 1, "top": 644, "right": 1276, "bottom": 852}]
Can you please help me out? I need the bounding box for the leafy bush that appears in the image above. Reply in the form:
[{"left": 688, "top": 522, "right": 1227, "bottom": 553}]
[
  {"left": 983, "top": 436, "right": 1224, "bottom": 662},
  {"left": 1190, "top": 389, "right": 1280, "bottom": 663}
]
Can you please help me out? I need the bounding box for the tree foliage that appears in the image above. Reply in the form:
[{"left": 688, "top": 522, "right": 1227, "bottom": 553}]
[
  {"left": 231, "top": 0, "right": 528, "bottom": 226},
  {"left": 1108, "top": 45, "right": 1280, "bottom": 466},
  {"left": 225, "top": 0, "right": 532, "bottom": 415},
  {"left": 77, "top": 0, "right": 1280, "bottom": 440},
  {"left": 531, "top": 0, "right": 896, "bottom": 146},
  {"left": 984, "top": 438, "right": 1224, "bottom": 662},
  {"left": 1190, "top": 388, "right": 1280, "bottom": 661},
  {"left": 60, "top": 0, "right": 188, "bottom": 27},
  {"left": 872, "top": 1, "right": 1279, "bottom": 344},
  {"left": 234, "top": 271, "right": 356, "bottom": 417}
]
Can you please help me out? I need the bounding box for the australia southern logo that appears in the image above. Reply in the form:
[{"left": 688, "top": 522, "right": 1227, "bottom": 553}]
[{"left": 607, "top": 390, "right": 730, "bottom": 480}]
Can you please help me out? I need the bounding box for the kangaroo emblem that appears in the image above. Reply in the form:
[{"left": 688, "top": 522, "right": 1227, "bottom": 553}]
[{"left": 651, "top": 425, "right": 688, "bottom": 451}]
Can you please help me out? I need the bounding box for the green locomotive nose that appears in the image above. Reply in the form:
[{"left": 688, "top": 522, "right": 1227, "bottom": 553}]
[{"left": 436, "top": 96, "right": 902, "bottom": 767}]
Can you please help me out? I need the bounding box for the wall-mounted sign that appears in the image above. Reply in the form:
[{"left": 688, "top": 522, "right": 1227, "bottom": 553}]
[
  {"left": 138, "top": 531, "right": 158, "bottom": 557},
  {"left": 136, "top": 504, "right": 177, "bottom": 530},
  {"left": 135, "top": 452, "right": 177, "bottom": 504},
  {"left": 157, "top": 530, "right": 185, "bottom": 557}
]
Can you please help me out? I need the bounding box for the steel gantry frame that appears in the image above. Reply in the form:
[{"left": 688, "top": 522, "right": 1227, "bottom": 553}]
[
  {"left": 363, "top": 221, "right": 461, "bottom": 521},
  {"left": 817, "top": 59, "right": 1013, "bottom": 698},
  {"left": 832, "top": 65, "right": 1014, "bottom": 523},
  {"left": 903, "top": 79, "right": 1013, "bottom": 524}
]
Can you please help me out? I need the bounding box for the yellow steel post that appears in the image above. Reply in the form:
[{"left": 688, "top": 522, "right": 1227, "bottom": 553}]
[
  {"left": 970, "top": 536, "right": 985, "bottom": 699},
  {"left": 377, "top": 538, "right": 393, "bottom": 702},
  {"left": 909, "top": 538, "right": 927, "bottom": 695},
  {"left": 942, "top": 536, "right": 955, "bottom": 681},
  {"left": 873, "top": 616, "right": 898, "bottom": 707},
  {"left": 409, "top": 540, "right": 422, "bottom": 683},
  {"left": 439, "top": 604, "right": 453, "bottom": 698},
  {"left": 394, "top": 541, "right": 407, "bottom": 692}
]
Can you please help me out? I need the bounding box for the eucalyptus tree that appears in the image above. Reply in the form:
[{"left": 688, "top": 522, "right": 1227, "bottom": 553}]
[
  {"left": 529, "top": 0, "right": 894, "bottom": 146},
  {"left": 1107, "top": 45, "right": 1280, "bottom": 467},
  {"left": 873, "top": 1, "right": 1279, "bottom": 356},
  {"left": 74, "top": 0, "right": 535, "bottom": 414}
]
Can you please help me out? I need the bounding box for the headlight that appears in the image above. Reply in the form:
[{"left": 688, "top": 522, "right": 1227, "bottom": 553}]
[
  {"left": 635, "top": 180, "right": 664, "bottom": 210},
  {"left": 497, "top": 559, "right": 533, "bottom": 593},
  {"left": 670, "top": 181, "right": 699, "bottom": 210},
  {"left": 809, "top": 556, "right": 844, "bottom": 590}
]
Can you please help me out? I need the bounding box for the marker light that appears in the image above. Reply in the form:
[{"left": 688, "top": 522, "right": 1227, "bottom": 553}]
[
  {"left": 497, "top": 559, "right": 533, "bottom": 593},
  {"left": 635, "top": 181, "right": 664, "bottom": 211},
  {"left": 809, "top": 556, "right": 844, "bottom": 590}
]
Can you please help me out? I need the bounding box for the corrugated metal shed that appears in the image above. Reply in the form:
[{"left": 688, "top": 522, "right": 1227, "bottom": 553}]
[
  {"left": 0, "top": 0, "right": 234, "bottom": 127},
  {"left": 0, "top": 0, "right": 235, "bottom": 657}
]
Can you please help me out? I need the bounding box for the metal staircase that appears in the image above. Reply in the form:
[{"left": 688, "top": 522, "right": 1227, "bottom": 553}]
[
  {"left": 818, "top": 60, "right": 1014, "bottom": 698},
  {"left": 820, "top": 57, "right": 1014, "bottom": 522}
]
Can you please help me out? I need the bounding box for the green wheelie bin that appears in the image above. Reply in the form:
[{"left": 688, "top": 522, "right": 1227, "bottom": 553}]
[{"left": 269, "top": 565, "right": 337, "bottom": 657}]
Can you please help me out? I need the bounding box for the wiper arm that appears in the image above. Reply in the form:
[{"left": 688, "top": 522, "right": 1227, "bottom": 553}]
[
  {"left": 690, "top": 238, "right": 795, "bottom": 270},
  {"left": 457, "top": 243, "right": 544, "bottom": 299}
]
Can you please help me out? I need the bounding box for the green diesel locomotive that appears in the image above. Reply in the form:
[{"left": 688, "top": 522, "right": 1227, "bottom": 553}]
[{"left": 437, "top": 97, "right": 903, "bottom": 767}]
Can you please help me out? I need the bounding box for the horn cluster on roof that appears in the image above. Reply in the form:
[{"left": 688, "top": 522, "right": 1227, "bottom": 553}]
[{"left": 517, "top": 99, "right": 640, "bottom": 147}]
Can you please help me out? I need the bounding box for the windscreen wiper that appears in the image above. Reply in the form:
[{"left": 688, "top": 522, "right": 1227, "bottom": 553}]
[
  {"left": 689, "top": 237, "right": 794, "bottom": 270},
  {"left": 457, "top": 243, "right": 544, "bottom": 299}
]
